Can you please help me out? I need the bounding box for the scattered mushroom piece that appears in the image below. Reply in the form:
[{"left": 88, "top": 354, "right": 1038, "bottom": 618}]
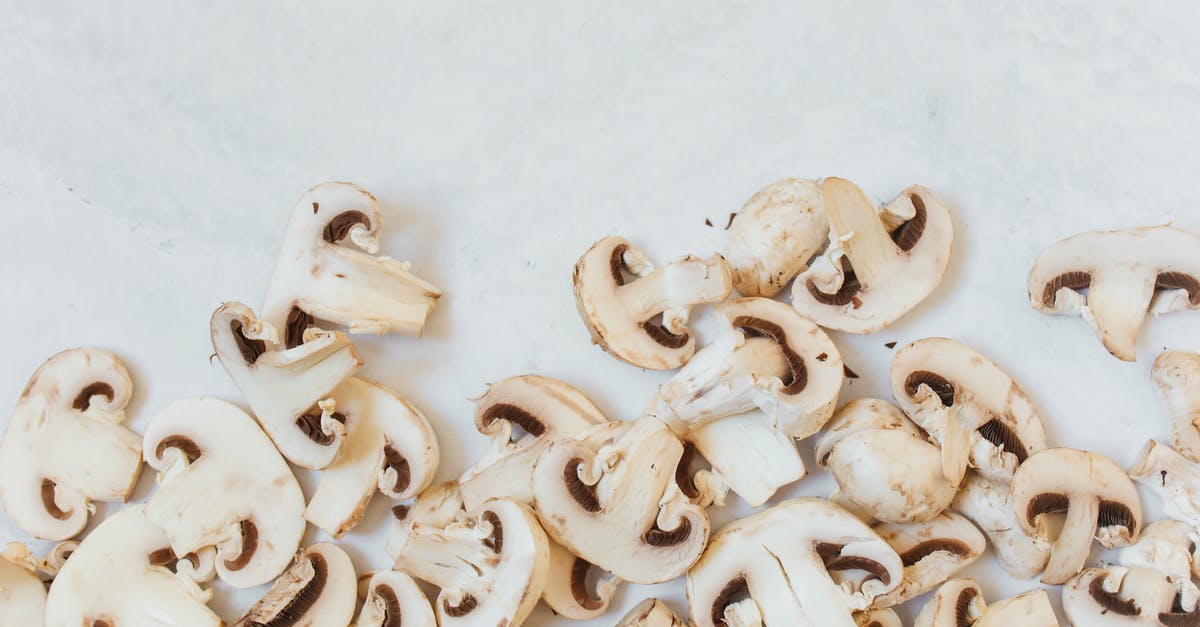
[
  {"left": 724, "top": 178, "right": 829, "bottom": 297},
  {"left": 1154, "top": 350, "right": 1200, "bottom": 463},
  {"left": 1027, "top": 225, "right": 1200, "bottom": 361},
  {"left": 951, "top": 472, "right": 1051, "bottom": 579},
  {"left": 617, "top": 598, "right": 690, "bottom": 627},
  {"left": 856, "top": 608, "right": 903, "bottom": 627},
  {"left": 573, "top": 236, "right": 733, "bottom": 369},
  {"left": 355, "top": 570, "right": 436, "bottom": 627},
  {"left": 0, "top": 543, "right": 47, "bottom": 625},
  {"left": 974, "top": 589, "right": 1059, "bottom": 626},
  {"left": 869, "top": 511, "right": 987, "bottom": 608},
  {"left": 0, "top": 348, "right": 142, "bottom": 540},
  {"left": 541, "top": 539, "right": 622, "bottom": 622},
  {"left": 790, "top": 178, "right": 953, "bottom": 333},
  {"left": 385, "top": 482, "right": 466, "bottom": 561},
  {"left": 235, "top": 543, "right": 356, "bottom": 627},
  {"left": 1130, "top": 440, "right": 1200, "bottom": 527},
  {"left": 916, "top": 579, "right": 1058, "bottom": 626}
]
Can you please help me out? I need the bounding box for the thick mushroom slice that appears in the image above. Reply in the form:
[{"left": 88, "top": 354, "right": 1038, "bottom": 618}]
[
  {"left": 915, "top": 579, "right": 1058, "bottom": 627},
  {"left": 0, "top": 543, "right": 47, "bottom": 625},
  {"left": 211, "top": 301, "right": 363, "bottom": 469},
  {"left": 143, "top": 398, "right": 307, "bottom": 588},
  {"left": 856, "top": 608, "right": 902, "bottom": 627},
  {"left": 687, "top": 498, "right": 903, "bottom": 627},
  {"left": 355, "top": 570, "right": 436, "bottom": 627},
  {"left": 1130, "top": 440, "right": 1200, "bottom": 527},
  {"left": 617, "top": 599, "right": 690, "bottom": 627},
  {"left": 1012, "top": 447, "right": 1143, "bottom": 584},
  {"left": 890, "top": 337, "right": 1048, "bottom": 486},
  {"left": 43, "top": 505, "right": 220, "bottom": 627},
  {"left": 1155, "top": 350, "right": 1200, "bottom": 462},
  {"left": 1028, "top": 225, "right": 1200, "bottom": 361},
  {"left": 0, "top": 348, "right": 142, "bottom": 540},
  {"left": 791, "top": 178, "right": 953, "bottom": 333},
  {"left": 869, "top": 511, "right": 986, "bottom": 608},
  {"left": 573, "top": 236, "right": 733, "bottom": 370},
  {"left": 261, "top": 181, "right": 442, "bottom": 342},
  {"left": 725, "top": 178, "right": 830, "bottom": 297},
  {"left": 235, "top": 543, "right": 356, "bottom": 627},
  {"left": 952, "top": 472, "right": 1051, "bottom": 579}
]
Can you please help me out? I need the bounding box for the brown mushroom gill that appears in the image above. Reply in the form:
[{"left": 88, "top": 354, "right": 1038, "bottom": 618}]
[
  {"left": 376, "top": 586, "right": 403, "bottom": 627},
  {"left": 283, "top": 306, "right": 314, "bottom": 350},
  {"left": 1026, "top": 493, "right": 1070, "bottom": 522},
  {"left": 148, "top": 548, "right": 201, "bottom": 573},
  {"left": 224, "top": 519, "right": 259, "bottom": 571},
  {"left": 244, "top": 553, "right": 329, "bottom": 627},
  {"left": 231, "top": 319, "right": 267, "bottom": 365},
  {"left": 391, "top": 504, "right": 409, "bottom": 521},
  {"left": 40, "top": 478, "right": 71, "bottom": 520},
  {"left": 1160, "top": 593, "right": 1200, "bottom": 626},
  {"left": 383, "top": 444, "right": 412, "bottom": 494},
  {"left": 731, "top": 315, "right": 808, "bottom": 395},
  {"left": 1088, "top": 574, "right": 1140, "bottom": 617},
  {"left": 443, "top": 594, "right": 478, "bottom": 618},
  {"left": 904, "top": 371, "right": 955, "bottom": 407},
  {"left": 643, "top": 518, "right": 691, "bottom": 547},
  {"left": 675, "top": 443, "right": 702, "bottom": 500},
  {"left": 806, "top": 258, "right": 862, "bottom": 307},
  {"left": 71, "top": 381, "right": 115, "bottom": 411},
  {"left": 609, "top": 244, "right": 630, "bottom": 286},
  {"left": 890, "top": 193, "right": 928, "bottom": 253},
  {"left": 480, "top": 403, "right": 547, "bottom": 439},
  {"left": 92, "top": 620, "right": 114, "bottom": 627},
  {"left": 642, "top": 315, "right": 690, "bottom": 349},
  {"left": 977, "top": 419, "right": 1029, "bottom": 463},
  {"left": 955, "top": 587, "right": 979, "bottom": 627},
  {"left": 711, "top": 576, "right": 751, "bottom": 626},
  {"left": 905, "top": 371, "right": 1029, "bottom": 461},
  {"left": 323, "top": 210, "right": 370, "bottom": 244},
  {"left": 898, "top": 539, "right": 972, "bottom": 567},
  {"left": 814, "top": 543, "right": 892, "bottom": 585},
  {"left": 564, "top": 458, "right": 600, "bottom": 513},
  {"left": 295, "top": 410, "right": 346, "bottom": 446},
  {"left": 1098, "top": 500, "right": 1137, "bottom": 534},
  {"left": 571, "top": 557, "right": 605, "bottom": 610},
  {"left": 155, "top": 435, "right": 203, "bottom": 464},
  {"left": 481, "top": 511, "right": 503, "bottom": 554},
  {"left": 1042, "top": 271, "right": 1091, "bottom": 307},
  {"left": 1157, "top": 271, "right": 1200, "bottom": 305}
]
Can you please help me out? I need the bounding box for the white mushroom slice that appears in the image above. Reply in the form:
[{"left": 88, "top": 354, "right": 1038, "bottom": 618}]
[
  {"left": 355, "top": 570, "right": 436, "bottom": 627},
  {"left": 815, "top": 399, "right": 958, "bottom": 523},
  {"left": 1155, "top": 350, "right": 1200, "bottom": 462},
  {"left": 541, "top": 540, "right": 621, "bottom": 621},
  {"left": 975, "top": 589, "right": 1058, "bottom": 626},
  {"left": 385, "top": 482, "right": 466, "bottom": 561},
  {"left": 617, "top": 598, "right": 690, "bottom": 627},
  {"left": 1119, "top": 520, "right": 1200, "bottom": 605},
  {"left": 573, "top": 236, "right": 733, "bottom": 370},
  {"left": 791, "top": 178, "right": 953, "bottom": 333},
  {"left": 1130, "top": 440, "right": 1200, "bottom": 527},
  {"left": 687, "top": 498, "right": 903, "bottom": 627},
  {"left": 143, "top": 398, "right": 307, "bottom": 588},
  {"left": 261, "top": 181, "right": 442, "bottom": 342},
  {"left": 683, "top": 412, "right": 804, "bottom": 507},
  {"left": 1012, "top": 448, "right": 1143, "bottom": 585},
  {"left": 725, "top": 178, "right": 829, "bottom": 297},
  {"left": 0, "top": 543, "right": 46, "bottom": 625},
  {"left": 856, "top": 608, "right": 902, "bottom": 627},
  {"left": 211, "top": 301, "right": 363, "bottom": 469},
  {"left": 305, "top": 377, "right": 439, "bottom": 537},
  {"left": 0, "top": 348, "right": 142, "bottom": 540},
  {"left": 43, "top": 505, "right": 220, "bottom": 627},
  {"left": 235, "top": 543, "right": 356, "bottom": 627},
  {"left": 870, "top": 511, "right": 986, "bottom": 608},
  {"left": 917, "top": 579, "right": 1058, "bottom": 627},
  {"left": 1063, "top": 565, "right": 1178, "bottom": 626},
  {"left": 952, "top": 472, "right": 1051, "bottom": 579},
  {"left": 890, "top": 337, "right": 1048, "bottom": 485},
  {"left": 1028, "top": 225, "right": 1200, "bottom": 361}
]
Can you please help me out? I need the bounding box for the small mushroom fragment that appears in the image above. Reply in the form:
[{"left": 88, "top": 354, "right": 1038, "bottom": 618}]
[
  {"left": 687, "top": 498, "right": 903, "bottom": 627},
  {"left": 617, "top": 598, "right": 689, "bottom": 627},
  {"left": 856, "top": 608, "right": 902, "bottom": 627},
  {"left": 725, "top": 178, "right": 829, "bottom": 297},
  {"left": 890, "top": 337, "right": 1048, "bottom": 486},
  {"left": 355, "top": 570, "right": 436, "bottom": 627},
  {"left": 211, "top": 302, "right": 363, "bottom": 469},
  {"left": 870, "top": 511, "right": 987, "bottom": 608},
  {"left": 573, "top": 236, "right": 733, "bottom": 369},
  {"left": 791, "top": 178, "right": 953, "bottom": 333},
  {"left": 915, "top": 579, "right": 1058, "bottom": 627},
  {"left": 1130, "top": 440, "right": 1200, "bottom": 527},
  {"left": 0, "top": 348, "right": 142, "bottom": 540},
  {"left": 1154, "top": 350, "right": 1200, "bottom": 463},
  {"left": 952, "top": 473, "right": 1051, "bottom": 579},
  {"left": 144, "top": 398, "right": 307, "bottom": 588},
  {"left": 261, "top": 181, "right": 442, "bottom": 342},
  {"left": 1012, "top": 448, "right": 1143, "bottom": 585},
  {"left": 1119, "top": 520, "right": 1200, "bottom": 600},
  {"left": 235, "top": 543, "right": 356, "bottom": 627},
  {"left": 974, "top": 590, "right": 1059, "bottom": 626},
  {"left": 0, "top": 543, "right": 47, "bottom": 625},
  {"left": 1027, "top": 225, "right": 1200, "bottom": 361}
]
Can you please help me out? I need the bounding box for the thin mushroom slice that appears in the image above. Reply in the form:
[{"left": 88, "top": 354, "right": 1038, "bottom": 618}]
[
  {"left": 235, "top": 543, "right": 356, "bottom": 627},
  {"left": 1119, "top": 520, "right": 1200, "bottom": 604},
  {"left": 1154, "top": 350, "right": 1200, "bottom": 463},
  {"left": 975, "top": 589, "right": 1058, "bottom": 626},
  {"left": 916, "top": 579, "right": 1058, "bottom": 627},
  {"left": 1062, "top": 566, "right": 1176, "bottom": 627},
  {"left": 355, "top": 570, "right": 436, "bottom": 627},
  {"left": 0, "top": 543, "right": 47, "bottom": 625},
  {"left": 1130, "top": 440, "right": 1200, "bottom": 527},
  {"left": 541, "top": 540, "right": 620, "bottom": 621},
  {"left": 952, "top": 472, "right": 1051, "bottom": 579},
  {"left": 617, "top": 598, "right": 690, "bottom": 627},
  {"left": 0, "top": 348, "right": 142, "bottom": 540},
  {"left": 725, "top": 178, "right": 830, "bottom": 297},
  {"left": 869, "top": 511, "right": 986, "bottom": 608},
  {"left": 856, "top": 608, "right": 902, "bottom": 627}
]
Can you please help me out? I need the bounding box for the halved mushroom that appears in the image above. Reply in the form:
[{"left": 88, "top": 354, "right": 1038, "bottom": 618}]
[
  {"left": 725, "top": 178, "right": 829, "bottom": 297},
  {"left": 890, "top": 337, "right": 1048, "bottom": 486},
  {"left": 0, "top": 348, "right": 142, "bottom": 540},
  {"left": 915, "top": 579, "right": 1057, "bottom": 627},
  {"left": 790, "top": 178, "right": 953, "bottom": 333},
  {"left": 211, "top": 301, "right": 363, "bottom": 469},
  {"left": 573, "top": 236, "right": 733, "bottom": 369},
  {"left": 1028, "top": 225, "right": 1200, "bottom": 361},
  {"left": 1012, "top": 447, "right": 1142, "bottom": 584},
  {"left": 143, "top": 398, "right": 307, "bottom": 588},
  {"left": 951, "top": 473, "right": 1051, "bottom": 579},
  {"left": 355, "top": 570, "right": 436, "bottom": 627},
  {"left": 1130, "top": 440, "right": 1200, "bottom": 527},
  {"left": 235, "top": 543, "right": 356, "bottom": 627},
  {"left": 869, "top": 511, "right": 987, "bottom": 608},
  {"left": 687, "top": 498, "right": 903, "bottom": 627},
  {"left": 261, "top": 181, "right": 442, "bottom": 342},
  {"left": 856, "top": 608, "right": 902, "bottom": 627},
  {"left": 0, "top": 543, "right": 47, "bottom": 625},
  {"left": 1155, "top": 350, "right": 1200, "bottom": 463},
  {"left": 617, "top": 598, "right": 690, "bottom": 627}
]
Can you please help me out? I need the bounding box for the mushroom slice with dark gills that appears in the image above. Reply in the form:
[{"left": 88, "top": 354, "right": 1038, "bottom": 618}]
[
  {"left": 1028, "top": 225, "right": 1200, "bottom": 361},
  {"left": 0, "top": 348, "right": 143, "bottom": 540},
  {"left": 573, "top": 236, "right": 733, "bottom": 370},
  {"left": 355, "top": 570, "right": 436, "bottom": 627},
  {"left": 143, "top": 398, "right": 306, "bottom": 588},
  {"left": 686, "top": 498, "right": 902, "bottom": 627},
  {"left": 616, "top": 598, "right": 690, "bottom": 627},
  {"left": 952, "top": 472, "right": 1051, "bottom": 579},
  {"left": 914, "top": 579, "right": 1057, "bottom": 627},
  {"left": 724, "top": 178, "right": 830, "bottom": 298},
  {"left": 868, "top": 511, "right": 986, "bottom": 608},
  {"left": 791, "top": 178, "right": 953, "bottom": 334},
  {"left": 1154, "top": 349, "right": 1200, "bottom": 463},
  {"left": 235, "top": 543, "right": 356, "bottom": 627}
]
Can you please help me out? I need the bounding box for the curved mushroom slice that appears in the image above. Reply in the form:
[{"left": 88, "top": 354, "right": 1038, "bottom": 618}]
[
  {"left": 687, "top": 498, "right": 903, "bottom": 627},
  {"left": 541, "top": 540, "right": 620, "bottom": 621},
  {"left": 573, "top": 236, "right": 733, "bottom": 370},
  {"left": 1119, "top": 520, "right": 1200, "bottom": 605},
  {"left": 385, "top": 482, "right": 466, "bottom": 561},
  {"left": 1028, "top": 225, "right": 1200, "bottom": 361},
  {"left": 143, "top": 398, "right": 307, "bottom": 588},
  {"left": 1063, "top": 566, "right": 1177, "bottom": 626},
  {"left": 1155, "top": 350, "right": 1200, "bottom": 463},
  {"left": 791, "top": 178, "right": 953, "bottom": 333},
  {"left": 1130, "top": 440, "right": 1200, "bottom": 527},
  {"left": 890, "top": 337, "right": 1048, "bottom": 486},
  {"left": 211, "top": 302, "right": 363, "bottom": 469},
  {"left": 870, "top": 511, "right": 986, "bottom": 608},
  {"left": 1012, "top": 447, "right": 1143, "bottom": 585},
  {"left": 355, "top": 570, "right": 436, "bottom": 627},
  {"left": 235, "top": 543, "right": 356, "bottom": 627},
  {"left": 0, "top": 348, "right": 142, "bottom": 540},
  {"left": 977, "top": 589, "right": 1058, "bottom": 626},
  {"left": 916, "top": 579, "right": 1058, "bottom": 627},
  {"left": 952, "top": 472, "right": 1051, "bottom": 579},
  {"left": 617, "top": 598, "right": 690, "bottom": 627},
  {"left": 0, "top": 543, "right": 46, "bottom": 625},
  {"left": 856, "top": 608, "right": 902, "bottom": 627},
  {"left": 725, "top": 178, "right": 829, "bottom": 297},
  {"left": 261, "top": 181, "right": 442, "bottom": 341}
]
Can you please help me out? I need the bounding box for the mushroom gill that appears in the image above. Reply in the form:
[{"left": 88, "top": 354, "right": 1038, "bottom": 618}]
[
  {"left": 442, "top": 594, "right": 478, "bottom": 618},
  {"left": 1098, "top": 500, "right": 1137, "bottom": 533},
  {"left": 904, "top": 370, "right": 955, "bottom": 406},
  {"left": 1041, "top": 271, "right": 1091, "bottom": 307},
  {"left": 570, "top": 557, "right": 604, "bottom": 611},
  {"left": 732, "top": 315, "right": 808, "bottom": 394},
  {"left": 243, "top": 552, "right": 329, "bottom": 627},
  {"left": 806, "top": 258, "right": 862, "bottom": 306},
  {"left": 814, "top": 542, "right": 892, "bottom": 585},
  {"left": 1087, "top": 574, "right": 1140, "bottom": 617},
  {"left": 231, "top": 319, "right": 267, "bottom": 365},
  {"left": 1156, "top": 271, "right": 1200, "bottom": 304},
  {"left": 898, "top": 539, "right": 972, "bottom": 567},
  {"left": 710, "top": 576, "right": 750, "bottom": 626},
  {"left": 382, "top": 444, "right": 412, "bottom": 493},
  {"left": 643, "top": 518, "right": 691, "bottom": 547},
  {"left": 890, "top": 193, "right": 928, "bottom": 253},
  {"left": 977, "top": 419, "right": 1028, "bottom": 462},
  {"left": 642, "top": 316, "right": 690, "bottom": 349},
  {"left": 322, "top": 211, "right": 370, "bottom": 244},
  {"left": 480, "top": 403, "right": 547, "bottom": 438},
  {"left": 224, "top": 520, "right": 259, "bottom": 571},
  {"left": 71, "top": 382, "right": 115, "bottom": 411},
  {"left": 954, "top": 586, "right": 979, "bottom": 627},
  {"left": 283, "top": 306, "right": 314, "bottom": 350},
  {"left": 40, "top": 478, "right": 71, "bottom": 520},
  {"left": 564, "top": 459, "right": 600, "bottom": 512}
]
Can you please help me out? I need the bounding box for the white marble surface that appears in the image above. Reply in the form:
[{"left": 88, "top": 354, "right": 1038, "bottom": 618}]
[{"left": 3, "top": 2, "right": 1200, "bottom": 624}]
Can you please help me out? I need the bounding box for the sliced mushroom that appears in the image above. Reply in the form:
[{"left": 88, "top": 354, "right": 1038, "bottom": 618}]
[
  {"left": 573, "top": 236, "right": 733, "bottom": 369},
  {"left": 725, "top": 178, "right": 829, "bottom": 297},
  {"left": 1130, "top": 440, "right": 1200, "bottom": 527},
  {"left": 541, "top": 539, "right": 621, "bottom": 622},
  {"left": 1062, "top": 566, "right": 1176, "bottom": 627},
  {"left": 856, "top": 608, "right": 903, "bottom": 627},
  {"left": 261, "top": 181, "right": 442, "bottom": 341},
  {"left": 385, "top": 482, "right": 466, "bottom": 561},
  {"left": 916, "top": 579, "right": 1058, "bottom": 627},
  {"left": 143, "top": 398, "right": 307, "bottom": 588},
  {"left": 0, "top": 348, "right": 142, "bottom": 540},
  {"left": 1119, "top": 520, "right": 1200, "bottom": 599},
  {"left": 791, "top": 178, "right": 953, "bottom": 333},
  {"left": 1155, "top": 350, "right": 1200, "bottom": 463},
  {"left": 975, "top": 589, "right": 1058, "bottom": 626},
  {"left": 1028, "top": 225, "right": 1200, "bottom": 361},
  {"left": 235, "top": 543, "right": 356, "bottom": 627},
  {"left": 869, "top": 511, "right": 986, "bottom": 608},
  {"left": 1012, "top": 447, "right": 1143, "bottom": 584},
  {"left": 617, "top": 598, "right": 690, "bottom": 627},
  {"left": 355, "top": 570, "right": 436, "bottom": 627},
  {"left": 951, "top": 472, "right": 1051, "bottom": 579},
  {"left": 0, "top": 543, "right": 46, "bottom": 625}
]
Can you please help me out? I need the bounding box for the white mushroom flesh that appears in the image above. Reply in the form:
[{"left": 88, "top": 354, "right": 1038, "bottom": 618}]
[
  {"left": 870, "top": 511, "right": 986, "bottom": 608},
  {"left": 0, "top": 543, "right": 46, "bottom": 625},
  {"left": 952, "top": 472, "right": 1051, "bottom": 579},
  {"left": 725, "top": 178, "right": 829, "bottom": 297},
  {"left": 1130, "top": 440, "right": 1200, "bottom": 527},
  {"left": 1155, "top": 349, "right": 1200, "bottom": 462},
  {"left": 355, "top": 570, "right": 436, "bottom": 627},
  {"left": 235, "top": 543, "right": 356, "bottom": 627},
  {"left": 616, "top": 598, "right": 690, "bottom": 627}
]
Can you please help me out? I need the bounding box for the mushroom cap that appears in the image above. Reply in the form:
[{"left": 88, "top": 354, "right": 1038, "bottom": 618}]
[
  {"left": 725, "top": 178, "right": 829, "bottom": 297},
  {"left": 143, "top": 398, "right": 307, "bottom": 588},
  {"left": 0, "top": 545, "right": 46, "bottom": 625},
  {"left": 913, "top": 578, "right": 985, "bottom": 627},
  {"left": 1028, "top": 225, "right": 1200, "bottom": 361},
  {"left": 0, "top": 348, "right": 143, "bottom": 540},
  {"left": 1062, "top": 566, "right": 1177, "bottom": 627},
  {"left": 617, "top": 598, "right": 690, "bottom": 627},
  {"left": 235, "top": 542, "right": 357, "bottom": 627},
  {"left": 951, "top": 472, "right": 1051, "bottom": 580},
  {"left": 355, "top": 570, "right": 436, "bottom": 627},
  {"left": 1153, "top": 349, "right": 1200, "bottom": 462},
  {"left": 791, "top": 178, "right": 953, "bottom": 334},
  {"left": 869, "top": 511, "right": 987, "bottom": 608}
]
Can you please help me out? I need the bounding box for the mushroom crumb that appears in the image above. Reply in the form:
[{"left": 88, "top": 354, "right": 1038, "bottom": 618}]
[
  {"left": 885, "top": 341, "right": 897, "bottom": 349},
  {"left": 843, "top": 365, "right": 859, "bottom": 379}
]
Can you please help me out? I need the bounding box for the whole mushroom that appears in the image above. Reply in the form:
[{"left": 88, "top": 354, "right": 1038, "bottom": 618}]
[{"left": 724, "top": 178, "right": 829, "bottom": 297}]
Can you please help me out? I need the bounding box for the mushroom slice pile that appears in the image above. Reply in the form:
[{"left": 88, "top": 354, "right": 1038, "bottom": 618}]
[
  {"left": 951, "top": 472, "right": 1051, "bottom": 579},
  {"left": 1027, "top": 225, "right": 1200, "bottom": 361},
  {"left": 815, "top": 398, "right": 958, "bottom": 523},
  {"left": 1012, "top": 447, "right": 1143, "bottom": 584},
  {"left": 211, "top": 302, "right": 363, "bottom": 469},
  {"left": 869, "top": 511, "right": 986, "bottom": 608},
  {"left": 791, "top": 178, "right": 953, "bottom": 333},
  {"left": 0, "top": 543, "right": 47, "bottom": 625},
  {"left": 890, "top": 337, "right": 1048, "bottom": 486},
  {"left": 43, "top": 505, "right": 221, "bottom": 627},
  {"left": 725, "top": 178, "right": 829, "bottom": 297},
  {"left": 617, "top": 599, "right": 689, "bottom": 627},
  {"left": 143, "top": 398, "right": 307, "bottom": 588},
  {"left": 856, "top": 608, "right": 902, "bottom": 627},
  {"left": 573, "top": 236, "right": 733, "bottom": 369},
  {"left": 686, "top": 498, "right": 902, "bottom": 627},
  {"left": 1155, "top": 349, "right": 1200, "bottom": 463},
  {"left": 355, "top": 570, "right": 436, "bottom": 627},
  {"left": 305, "top": 377, "right": 440, "bottom": 538},
  {"left": 0, "top": 348, "right": 142, "bottom": 540},
  {"left": 1130, "top": 440, "right": 1200, "bottom": 527},
  {"left": 914, "top": 579, "right": 1058, "bottom": 627},
  {"left": 235, "top": 543, "right": 356, "bottom": 627},
  {"left": 261, "top": 181, "right": 442, "bottom": 342}
]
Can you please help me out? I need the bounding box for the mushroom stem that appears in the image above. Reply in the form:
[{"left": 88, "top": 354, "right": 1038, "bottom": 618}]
[
  {"left": 616, "top": 256, "right": 732, "bottom": 325},
  {"left": 937, "top": 405, "right": 976, "bottom": 487},
  {"left": 294, "top": 252, "right": 440, "bottom": 336},
  {"left": 393, "top": 521, "right": 493, "bottom": 592},
  {"left": 1155, "top": 351, "right": 1200, "bottom": 463},
  {"left": 775, "top": 544, "right": 859, "bottom": 627},
  {"left": 821, "top": 177, "right": 902, "bottom": 288},
  {"left": 689, "top": 414, "right": 804, "bottom": 508},
  {"left": 1085, "top": 265, "right": 1155, "bottom": 361},
  {"left": 1043, "top": 495, "right": 1099, "bottom": 585}
]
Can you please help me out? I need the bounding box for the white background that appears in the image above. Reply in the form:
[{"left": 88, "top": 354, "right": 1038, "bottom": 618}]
[{"left": 3, "top": 2, "right": 1200, "bottom": 624}]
